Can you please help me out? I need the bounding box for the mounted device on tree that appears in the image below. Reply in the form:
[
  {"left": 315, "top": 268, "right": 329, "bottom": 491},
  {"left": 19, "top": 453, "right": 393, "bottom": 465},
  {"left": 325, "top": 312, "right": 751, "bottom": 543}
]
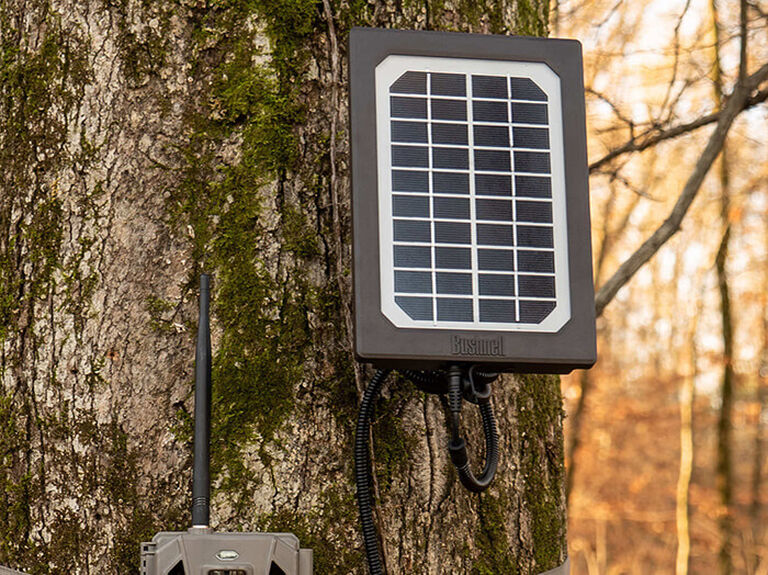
[{"left": 349, "top": 27, "right": 596, "bottom": 575}]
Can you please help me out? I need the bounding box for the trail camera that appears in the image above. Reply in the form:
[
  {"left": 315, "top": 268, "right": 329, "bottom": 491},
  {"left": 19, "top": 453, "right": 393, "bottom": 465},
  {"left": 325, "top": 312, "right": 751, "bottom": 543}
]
[
  {"left": 350, "top": 28, "right": 596, "bottom": 372},
  {"left": 141, "top": 531, "right": 312, "bottom": 575},
  {"left": 142, "top": 276, "right": 313, "bottom": 575}
]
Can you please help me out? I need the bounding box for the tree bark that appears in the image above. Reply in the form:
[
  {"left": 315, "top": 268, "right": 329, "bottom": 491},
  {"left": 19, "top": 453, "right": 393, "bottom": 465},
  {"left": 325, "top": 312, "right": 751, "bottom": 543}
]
[
  {"left": 675, "top": 286, "right": 701, "bottom": 575},
  {"left": 0, "top": 1, "right": 566, "bottom": 574},
  {"left": 711, "top": 2, "right": 736, "bottom": 572}
]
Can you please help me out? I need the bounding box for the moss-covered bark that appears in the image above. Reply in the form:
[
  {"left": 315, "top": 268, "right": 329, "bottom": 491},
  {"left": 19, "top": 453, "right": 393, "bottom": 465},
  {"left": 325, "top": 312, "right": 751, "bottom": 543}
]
[{"left": 0, "top": 0, "right": 565, "bottom": 572}]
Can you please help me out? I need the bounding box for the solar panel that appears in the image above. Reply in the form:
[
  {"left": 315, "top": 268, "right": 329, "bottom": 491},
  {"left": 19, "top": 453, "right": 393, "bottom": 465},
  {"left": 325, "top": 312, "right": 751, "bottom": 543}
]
[
  {"left": 377, "top": 57, "right": 569, "bottom": 332},
  {"left": 350, "top": 28, "right": 596, "bottom": 372}
]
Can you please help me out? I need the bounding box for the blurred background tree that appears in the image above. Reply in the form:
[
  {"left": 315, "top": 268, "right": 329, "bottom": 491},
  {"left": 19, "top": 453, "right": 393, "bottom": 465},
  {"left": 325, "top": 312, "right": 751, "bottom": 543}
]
[{"left": 558, "top": 0, "right": 768, "bottom": 572}]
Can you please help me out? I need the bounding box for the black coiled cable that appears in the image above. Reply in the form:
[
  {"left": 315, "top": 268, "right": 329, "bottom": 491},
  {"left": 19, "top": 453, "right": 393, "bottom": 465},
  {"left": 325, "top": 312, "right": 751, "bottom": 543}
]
[
  {"left": 446, "top": 366, "right": 499, "bottom": 493},
  {"left": 400, "top": 369, "right": 444, "bottom": 394},
  {"left": 355, "top": 366, "right": 499, "bottom": 574},
  {"left": 354, "top": 369, "right": 390, "bottom": 575}
]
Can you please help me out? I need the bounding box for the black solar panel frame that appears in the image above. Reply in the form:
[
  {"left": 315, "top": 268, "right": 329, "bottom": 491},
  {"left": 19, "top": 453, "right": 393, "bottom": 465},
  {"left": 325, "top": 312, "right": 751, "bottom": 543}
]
[{"left": 350, "top": 27, "right": 595, "bottom": 372}]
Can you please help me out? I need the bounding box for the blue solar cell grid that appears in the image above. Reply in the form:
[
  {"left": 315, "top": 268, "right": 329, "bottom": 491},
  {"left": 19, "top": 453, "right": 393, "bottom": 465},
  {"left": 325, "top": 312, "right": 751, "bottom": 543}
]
[{"left": 389, "top": 71, "right": 556, "bottom": 324}]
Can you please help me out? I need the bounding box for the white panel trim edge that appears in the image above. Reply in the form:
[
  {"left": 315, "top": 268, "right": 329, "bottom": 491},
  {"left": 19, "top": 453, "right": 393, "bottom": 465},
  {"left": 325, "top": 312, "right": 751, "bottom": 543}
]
[{"left": 376, "top": 55, "right": 571, "bottom": 333}]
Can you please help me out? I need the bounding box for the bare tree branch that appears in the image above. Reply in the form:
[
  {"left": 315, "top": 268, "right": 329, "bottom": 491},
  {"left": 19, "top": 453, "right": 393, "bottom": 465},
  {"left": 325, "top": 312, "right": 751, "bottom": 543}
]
[
  {"left": 589, "top": 87, "right": 768, "bottom": 172},
  {"left": 592, "top": 168, "right": 659, "bottom": 200},
  {"left": 659, "top": 0, "right": 694, "bottom": 114},
  {"left": 595, "top": 62, "right": 768, "bottom": 317},
  {"left": 740, "top": 0, "right": 749, "bottom": 83},
  {"left": 587, "top": 87, "right": 636, "bottom": 133},
  {"left": 748, "top": 0, "right": 768, "bottom": 19}
]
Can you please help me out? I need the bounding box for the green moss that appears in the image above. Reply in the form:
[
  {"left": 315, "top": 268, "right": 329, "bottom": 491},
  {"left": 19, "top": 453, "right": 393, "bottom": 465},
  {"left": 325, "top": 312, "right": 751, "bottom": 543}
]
[
  {"left": 515, "top": 0, "right": 549, "bottom": 37},
  {"left": 471, "top": 492, "right": 517, "bottom": 575},
  {"left": 102, "top": 0, "right": 173, "bottom": 86},
  {"left": 282, "top": 202, "right": 320, "bottom": 259},
  {"left": 164, "top": 0, "right": 327, "bottom": 505},
  {"left": 146, "top": 295, "right": 177, "bottom": 334},
  {"left": 372, "top": 380, "right": 418, "bottom": 493},
  {"left": 47, "top": 509, "right": 93, "bottom": 575},
  {"left": 0, "top": 3, "right": 96, "bottom": 571},
  {"left": 105, "top": 422, "right": 187, "bottom": 573},
  {"left": 258, "top": 485, "right": 363, "bottom": 573},
  {"left": 0, "top": 393, "right": 35, "bottom": 566},
  {"left": 517, "top": 374, "right": 566, "bottom": 570}
]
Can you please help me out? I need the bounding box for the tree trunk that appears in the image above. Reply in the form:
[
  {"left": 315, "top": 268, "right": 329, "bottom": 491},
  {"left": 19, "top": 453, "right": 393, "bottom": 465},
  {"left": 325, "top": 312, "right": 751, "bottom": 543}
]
[
  {"left": 710, "top": 2, "right": 735, "bottom": 572},
  {"left": 0, "top": 1, "right": 565, "bottom": 574},
  {"left": 566, "top": 182, "right": 638, "bottom": 503},
  {"left": 675, "top": 287, "right": 701, "bottom": 575},
  {"left": 750, "top": 200, "right": 768, "bottom": 569}
]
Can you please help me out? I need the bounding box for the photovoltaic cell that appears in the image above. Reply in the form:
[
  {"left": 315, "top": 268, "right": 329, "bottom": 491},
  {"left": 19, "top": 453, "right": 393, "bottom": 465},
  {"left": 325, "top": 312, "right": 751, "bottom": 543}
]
[
  {"left": 393, "top": 195, "right": 429, "bottom": 217},
  {"left": 393, "top": 170, "right": 429, "bottom": 192},
  {"left": 475, "top": 149, "right": 511, "bottom": 172},
  {"left": 394, "top": 220, "right": 431, "bottom": 242},
  {"left": 436, "top": 272, "right": 473, "bottom": 294},
  {"left": 513, "top": 127, "right": 549, "bottom": 149},
  {"left": 472, "top": 75, "right": 508, "bottom": 99},
  {"left": 392, "top": 145, "right": 429, "bottom": 167},
  {"left": 436, "top": 247, "right": 471, "bottom": 269},
  {"left": 474, "top": 125, "right": 510, "bottom": 147},
  {"left": 476, "top": 199, "right": 513, "bottom": 222},
  {"left": 518, "top": 250, "right": 554, "bottom": 273},
  {"left": 386, "top": 66, "right": 560, "bottom": 327},
  {"left": 515, "top": 175, "right": 551, "bottom": 197},
  {"left": 479, "top": 299, "right": 517, "bottom": 323},
  {"left": 511, "top": 102, "right": 548, "bottom": 124},
  {"left": 479, "top": 274, "right": 515, "bottom": 296},
  {"left": 432, "top": 99, "right": 467, "bottom": 121},
  {"left": 434, "top": 197, "right": 470, "bottom": 219},
  {"left": 396, "top": 296, "right": 433, "bottom": 320},
  {"left": 395, "top": 271, "right": 432, "bottom": 293},
  {"left": 476, "top": 224, "right": 514, "bottom": 246},
  {"left": 434, "top": 172, "right": 469, "bottom": 194},
  {"left": 435, "top": 221, "right": 471, "bottom": 244},
  {"left": 518, "top": 275, "right": 555, "bottom": 298},
  {"left": 510, "top": 77, "right": 547, "bottom": 101},
  {"left": 473, "top": 100, "right": 508, "bottom": 123},
  {"left": 478, "top": 249, "right": 515, "bottom": 271},
  {"left": 519, "top": 300, "right": 556, "bottom": 322},
  {"left": 391, "top": 97, "right": 427, "bottom": 118},
  {"left": 432, "top": 123, "right": 469, "bottom": 145},
  {"left": 475, "top": 174, "right": 512, "bottom": 196},
  {"left": 514, "top": 151, "right": 551, "bottom": 174},
  {"left": 515, "top": 200, "right": 552, "bottom": 223},
  {"left": 433, "top": 147, "right": 469, "bottom": 169},
  {"left": 431, "top": 73, "right": 466, "bottom": 96},
  {"left": 394, "top": 245, "right": 431, "bottom": 268},
  {"left": 517, "top": 225, "right": 554, "bottom": 248},
  {"left": 392, "top": 121, "right": 428, "bottom": 143},
  {"left": 437, "top": 298, "right": 473, "bottom": 321},
  {"left": 390, "top": 71, "right": 427, "bottom": 94}
]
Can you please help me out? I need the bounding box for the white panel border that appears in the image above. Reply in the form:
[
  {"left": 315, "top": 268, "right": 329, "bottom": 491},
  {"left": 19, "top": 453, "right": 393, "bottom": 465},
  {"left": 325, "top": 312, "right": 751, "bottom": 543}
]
[{"left": 376, "top": 55, "right": 571, "bottom": 333}]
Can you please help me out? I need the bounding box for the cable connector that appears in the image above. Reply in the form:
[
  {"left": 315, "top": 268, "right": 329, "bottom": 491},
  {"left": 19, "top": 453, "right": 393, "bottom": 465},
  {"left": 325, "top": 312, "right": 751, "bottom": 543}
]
[
  {"left": 444, "top": 364, "right": 499, "bottom": 493},
  {"left": 448, "top": 438, "right": 468, "bottom": 468}
]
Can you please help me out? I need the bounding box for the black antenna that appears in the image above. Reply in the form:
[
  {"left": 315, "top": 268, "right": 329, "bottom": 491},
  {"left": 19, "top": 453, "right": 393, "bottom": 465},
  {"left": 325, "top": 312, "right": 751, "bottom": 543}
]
[{"left": 192, "top": 274, "right": 212, "bottom": 528}]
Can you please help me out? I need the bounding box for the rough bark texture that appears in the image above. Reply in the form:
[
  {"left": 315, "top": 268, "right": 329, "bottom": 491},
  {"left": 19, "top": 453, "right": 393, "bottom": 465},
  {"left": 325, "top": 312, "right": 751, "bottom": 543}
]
[{"left": 0, "top": 1, "right": 565, "bottom": 574}]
